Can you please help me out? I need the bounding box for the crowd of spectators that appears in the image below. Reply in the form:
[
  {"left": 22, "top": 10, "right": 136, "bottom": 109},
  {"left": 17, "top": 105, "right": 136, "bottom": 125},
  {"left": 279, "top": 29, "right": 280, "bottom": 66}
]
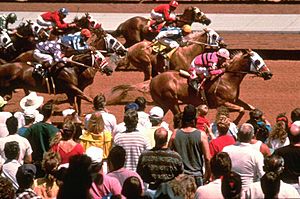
[{"left": 0, "top": 92, "right": 300, "bottom": 199}]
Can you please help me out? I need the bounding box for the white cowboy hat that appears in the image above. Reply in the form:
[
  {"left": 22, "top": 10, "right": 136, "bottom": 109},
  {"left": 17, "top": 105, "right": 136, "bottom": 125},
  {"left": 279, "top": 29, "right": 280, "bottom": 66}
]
[{"left": 20, "top": 92, "right": 44, "bottom": 110}]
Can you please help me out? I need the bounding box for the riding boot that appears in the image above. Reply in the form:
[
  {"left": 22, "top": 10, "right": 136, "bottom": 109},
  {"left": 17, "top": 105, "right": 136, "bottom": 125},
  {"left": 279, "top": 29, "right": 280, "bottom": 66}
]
[{"left": 189, "top": 78, "right": 200, "bottom": 92}]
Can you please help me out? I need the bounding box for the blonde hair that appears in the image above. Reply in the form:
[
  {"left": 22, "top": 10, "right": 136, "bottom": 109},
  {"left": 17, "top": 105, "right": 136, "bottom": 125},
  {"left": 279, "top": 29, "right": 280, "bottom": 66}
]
[{"left": 87, "top": 112, "right": 105, "bottom": 134}]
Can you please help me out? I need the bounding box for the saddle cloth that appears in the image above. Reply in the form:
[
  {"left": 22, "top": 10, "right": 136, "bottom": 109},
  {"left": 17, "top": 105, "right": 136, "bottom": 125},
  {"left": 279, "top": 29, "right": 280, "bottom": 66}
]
[{"left": 152, "top": 41, "right": 177, "bottom": 59}]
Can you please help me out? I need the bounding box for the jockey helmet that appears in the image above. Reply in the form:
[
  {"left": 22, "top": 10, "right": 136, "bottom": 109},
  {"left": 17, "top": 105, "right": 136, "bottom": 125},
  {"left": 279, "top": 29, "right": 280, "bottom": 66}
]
[
  {"left": 182, "top": 24, "right": 192, "bottom": 33},
  {"left": 58, "top": 8, "right": 69, "bottom": 16},
  {"left": 7, "top": 13, "right": 17, "bottom": 23},
  {"left": 169, "top": 0, "right": 179, "bottom": 8},
  {"left": 81, "top": 29, "right": 92, "bottom": 38},
  {"left": 217, "top": 48, "right": 230, "bottom": 60}
]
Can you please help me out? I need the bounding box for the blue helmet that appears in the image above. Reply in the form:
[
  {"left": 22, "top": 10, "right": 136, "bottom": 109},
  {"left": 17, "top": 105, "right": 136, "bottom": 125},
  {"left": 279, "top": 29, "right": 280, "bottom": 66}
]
[{"left": 58, "top": 8, "right": 69, "bottom": 16}]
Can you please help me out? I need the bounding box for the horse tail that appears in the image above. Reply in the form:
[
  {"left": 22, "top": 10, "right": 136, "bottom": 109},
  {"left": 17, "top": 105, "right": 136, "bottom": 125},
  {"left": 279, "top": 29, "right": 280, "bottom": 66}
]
[{"left": 106, "top": 81, "right": 153, "bottom": 105}]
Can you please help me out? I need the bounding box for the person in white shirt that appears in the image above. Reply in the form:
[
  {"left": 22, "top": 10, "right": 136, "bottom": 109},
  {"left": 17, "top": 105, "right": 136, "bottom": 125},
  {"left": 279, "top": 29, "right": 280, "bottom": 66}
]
[{"left": 222, "top": 123, "right": 264, "bottom": 192}]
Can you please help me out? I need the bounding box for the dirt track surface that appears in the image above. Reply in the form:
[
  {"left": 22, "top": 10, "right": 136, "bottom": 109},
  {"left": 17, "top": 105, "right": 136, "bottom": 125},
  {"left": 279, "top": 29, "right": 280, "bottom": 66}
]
[{"left": 2, "top": 3, "right": 300, "bottom": 128}]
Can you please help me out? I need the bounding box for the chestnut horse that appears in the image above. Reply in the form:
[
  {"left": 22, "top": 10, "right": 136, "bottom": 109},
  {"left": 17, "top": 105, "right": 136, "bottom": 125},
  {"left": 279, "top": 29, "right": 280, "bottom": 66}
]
[
  {"left": 118, "top": 31, "right": 210, "bottom": 81},
  {"left": 150, "top": 50, "right": 273, "bottom": 123},
  {"left": 111, "top": 6, "right": 211, "bottom": 48},
  {"left": 0, "top": 50, "right": 113, "bottom": 114}
]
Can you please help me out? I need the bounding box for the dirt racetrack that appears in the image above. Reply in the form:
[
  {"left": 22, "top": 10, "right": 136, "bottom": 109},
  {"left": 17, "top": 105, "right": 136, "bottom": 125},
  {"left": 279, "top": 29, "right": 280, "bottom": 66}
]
[{"left": 2, "top": 2, "right": 300, "bottom": 128}]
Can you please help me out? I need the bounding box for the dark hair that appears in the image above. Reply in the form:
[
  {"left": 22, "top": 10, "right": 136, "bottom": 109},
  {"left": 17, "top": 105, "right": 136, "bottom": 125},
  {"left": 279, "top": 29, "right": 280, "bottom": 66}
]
[
  {"left": 16, "top": 164, "right": 36, "bottom": 189},
  {"left": 135, "top": 97, "right": 146, "bottom": 111},
  {"left": 107, "top": 145, "right": 126, "bottom": 170},
  {"left": 291, "top": 108, "right": 300, "bottom": 122},
  {"left": 181, "top": 104, "right": 196, "bottom": 128},
  {"left": 249, "top": 108, "right": 263, "bottom": 120},
  {"left": 221, "top": 171, "right": 242, "bottom": 199},
  {"left": 216, "top": 106, "right": 229, "bottom": 119},
  {"left": 154, "top": 127, "right": 168, "bottom": 147},
  {"left": 61, "top": 121, "right": 76, "bottom": 140},
  {"left": 124, "top": 109, "right": 138, "bottom": 132},
  {"left": 6, "top": 116, "right": 18, "bottom": 135},
  {"left": 4, "top": 141, "right": 20, "bottom": 160},
  {"left": 42, "top": 151, "right": 61, "bottom": 175},
  {"left": 93, "top": 93, "right": 106, "bottom": 110},
  {"left": 122, "top": 176, "right": 143, "bottom": 199},
  {"left": 261, "top": 172, "right": 280, "bottom": 199},
  {"left": 263, "top": 154, "right": 284, "bottom": 174},
  {"left": 217, "top": 121, "right": 230, "bottom": 136},
  {"left": 237, "top": 123, "right": 254, "bottom": 143},
  {"left": 0, "top": 176, "right": 15, "bottom": 199},
  {"left": 211, "top": 152, "right": 232, "bottom": 179},
  {"left": 149, "top": 117, "right": 162, "bottom": 126},
  {"left": 41, "top": 101, "right": 53, "bottom": 120}
]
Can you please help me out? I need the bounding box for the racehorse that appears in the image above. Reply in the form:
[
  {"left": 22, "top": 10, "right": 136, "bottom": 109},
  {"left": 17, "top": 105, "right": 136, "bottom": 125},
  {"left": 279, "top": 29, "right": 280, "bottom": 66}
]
[
  {"left": 0, "top": 50, "right": 114, "bottom": 114},
  {"left": 111, "top": 6, "right": 211, "bottom": 48},
  {"left": 149, "top": 50, "right": 273, "bottom": 123},
  {"left": 0, "top": 21, "right": 48, "bottom": 62},
  {"left": 118, "top": 30, "right": 215, "bottom": 81}
]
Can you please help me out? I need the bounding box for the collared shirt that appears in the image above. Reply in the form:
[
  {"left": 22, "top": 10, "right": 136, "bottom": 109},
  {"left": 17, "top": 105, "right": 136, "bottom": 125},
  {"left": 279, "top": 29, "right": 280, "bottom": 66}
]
[
  {"left": 222, "top": 142, "right": 265, "bottom": 191},
  {"left": 1, "top": 159, "right": 21, "bottom": 190},
  {"left": 107, "top": 167, "right": 144, "bottom": 189},
  {"left": 16, "top": 188, "right": 42, "bottom": 199}
]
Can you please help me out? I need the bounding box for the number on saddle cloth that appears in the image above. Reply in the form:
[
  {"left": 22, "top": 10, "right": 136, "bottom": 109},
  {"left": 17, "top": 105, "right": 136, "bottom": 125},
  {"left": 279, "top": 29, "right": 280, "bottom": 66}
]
[
  {"left": 0, "top": 30, "right": 13, "bottom": 49},
  {"left": 205, "top": 28, "right": 221, "bottom": 48}
]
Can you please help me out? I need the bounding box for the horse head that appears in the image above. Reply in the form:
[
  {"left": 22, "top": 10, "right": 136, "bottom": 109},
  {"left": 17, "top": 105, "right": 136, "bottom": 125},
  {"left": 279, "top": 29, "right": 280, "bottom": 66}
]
[
  {"left": 73, "top": 14, "right": 91, "bottom": 29},
  {"left": 29, "top": 21, "right": 50, "bottom": 41},
  {"left": 229, "top": 50, "right": 273, "bottom": 80},
  {"left": 92, "top": 50, "right": 115, "bottom": 76},
  {"left": 178, "top": 7, "right": 211, "bottom": 26}
]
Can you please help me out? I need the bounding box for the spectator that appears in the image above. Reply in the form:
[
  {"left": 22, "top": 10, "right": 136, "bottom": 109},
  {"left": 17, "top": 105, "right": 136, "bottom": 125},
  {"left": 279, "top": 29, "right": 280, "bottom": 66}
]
[
  {"left": 221, "top": 171, "right": 242, "bottom": 199},
  {"left": 33, "top": 151, "right": 61, "bottom": 199},
  {"left": 250, "top": 132, "right": 271, "bottom": 157},
  {"left": 144, "top": 106, "right": 172, "bottom": 148},
  {"left": 122, "top": 176, "right": 150, "bottom": 199},
  {"left": 291, "top": 107, "right": 300, "bottom": 122},
  {"left": 88, "top": 147, "right": 122, "bottom": 198},
  {"left": 0, "top": 116, "right": 32, "bottom": 164},
  {"left": 17, "top": 109, "right": 37, "bottom": 137},
  {"left": 1, "top": 141, "right": 21, "bottom": 190},
  {"left": 16, "top": 164, "right": 41, "bottom": 199},
  {"left": 0, "top": 96, "right": 12, "bottom": 138},
  {"left": 267, "top": 113, "right": 290, "bottom": 151},
  {"left": 114, "top": 109, "right": 151, "bottom": 171},
  {"left": 195, "top": 152, "right": 232, "bottom": 199},
  {"left": 209, "top": 120, "right": 235, "bottom": 157},
  {"left": 61, "top": 108, "right": 83, "bottom": 143},
  {"left": 137, "top": 127, "right": 183, "bottom": 196},
  {"left": 170, "top": 104, "right": 211, "bottom": 187},
  {"left": 245, "top": 154, "right": 300, "bottom": 199},
  {"left": 274, "top": 121, "right": 300, "bottom": 193},
  {"left": 223, "top": 123, "right": 264, "bottom": 191},
  {"left": 196, "top": 104, "right": 214, "bottom": 139},
  {"left": 107, "top": 145, "right": 144, "bottom": 188},
  {"left": 24, "top": 101, "right": 59, "bottom": 178},
  {"left": 51, "top": 121, "right": 84, "bottom": 164},
  {"left": 135, "top": 96, "right": 151, "bottom": 129},
  {"left": 246, "top": 108, "right": 271, "bottom": 143},
  {"left": 261, "top": 172, "right": 280, "bottom": 199},
  {"left": 0, "top": 175, "right": 15, "bottom": 199},
  {"left": 85, "top": 93, "right": 117, "bottom": 136},
  {"left": 210, "top": 106, "right": 238, "bottom": 139},
  {"left": 57, "top": 155, "right": 93, "bottom": 199},
  {"left": 80, "top": 112, "right": 113, "bottom": 159}
]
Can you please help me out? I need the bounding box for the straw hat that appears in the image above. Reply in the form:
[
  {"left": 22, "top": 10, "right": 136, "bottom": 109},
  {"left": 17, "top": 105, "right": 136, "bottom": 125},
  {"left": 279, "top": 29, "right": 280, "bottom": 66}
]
[
  {"left": 20, "top": 92, "right": 44, "bottom": 110},
  {"left": 0, "top": 96, "right": 7, "bottom": 108}
]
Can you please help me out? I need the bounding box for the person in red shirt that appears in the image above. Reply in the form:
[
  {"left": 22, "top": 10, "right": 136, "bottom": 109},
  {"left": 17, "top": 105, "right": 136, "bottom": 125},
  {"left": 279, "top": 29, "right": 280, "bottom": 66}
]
[
  {"left": 150, "top": 0, "right": 178, "bottom": 30},
  {"left": 37, "top": 7, "right": 76, "bottom": 31}
]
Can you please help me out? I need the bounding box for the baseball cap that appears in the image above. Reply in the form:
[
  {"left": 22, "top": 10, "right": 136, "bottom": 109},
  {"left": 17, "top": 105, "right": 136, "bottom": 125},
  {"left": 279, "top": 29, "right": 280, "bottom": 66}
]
[
  {"left": 16, "top": 164, "right": 36, "bottom": 179},
  {"left": 124, "top": 102, "right": 139, "bottom": 112},
  {"left": 86, "top": 146, "right": 103, "bottom": 163},
  {"left": 149, "top": 106, "right": 164, "bottom": 119}
]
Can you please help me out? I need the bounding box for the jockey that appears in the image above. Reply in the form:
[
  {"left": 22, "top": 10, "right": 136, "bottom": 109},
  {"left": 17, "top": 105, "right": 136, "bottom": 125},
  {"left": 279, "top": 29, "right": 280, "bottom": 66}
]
[
  {"left": 189, "top": 48, "right": 230, "bottom": 91},
  {"left": 37, "top": 8, "right": 76, "bottom": 31},
  {"left": 0, "top": 13, "right": 17, "bottom": 34},
  {"left": 33, "top": 40, "right": 68, "bottom": 76},
  {"left": 150, "top": 0, "right": 178, "bottom": 30},
  {"left": 60, "top": 28, "right": 93, "bottom": 53},
  {"left": 155, "top": 24, "right": 192, "bottom": 57}
]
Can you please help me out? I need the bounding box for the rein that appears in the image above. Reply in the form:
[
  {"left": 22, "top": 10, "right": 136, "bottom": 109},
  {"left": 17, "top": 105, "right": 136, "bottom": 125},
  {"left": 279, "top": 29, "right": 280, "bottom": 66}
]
[
  {"left": 225, "top": 70, "right": 256, "bottom": 75},
  {"left": 15, "top": 32, "right": 24, "bottom": 38},
  {"left": 188, "top": 40, "right": 211, "bottom": 46}
]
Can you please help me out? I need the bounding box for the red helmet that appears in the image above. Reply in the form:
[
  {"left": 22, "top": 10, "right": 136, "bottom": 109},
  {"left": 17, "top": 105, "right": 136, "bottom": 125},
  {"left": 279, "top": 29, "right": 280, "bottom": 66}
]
[
  {"left": 81, "top": 29, "right": 92, "bottom": 38},
  {"left": 169, "top": 0, "right": 179, "bottom": 8}
]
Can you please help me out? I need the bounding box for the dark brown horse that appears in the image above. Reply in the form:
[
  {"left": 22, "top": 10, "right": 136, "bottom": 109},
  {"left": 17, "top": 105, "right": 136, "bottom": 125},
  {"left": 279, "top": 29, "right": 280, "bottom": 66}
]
[
  {"left": 111, "top": 6, "right": 211, "bottom": 48},
  {"left": 118, "top": 31, "right": 210, "bottom": 81},
  {"left": 150, "top": 50, "right": 273, "bottom": 123},
  {"left": 0, "top": 50, "right": 113, "bottom": 114}
]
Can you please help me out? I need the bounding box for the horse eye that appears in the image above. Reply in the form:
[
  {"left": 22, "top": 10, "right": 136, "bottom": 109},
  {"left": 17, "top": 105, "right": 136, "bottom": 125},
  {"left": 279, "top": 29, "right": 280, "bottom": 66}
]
[
  {"left": 3, "top": 38, "right": 7, "bottom": 43},
  {"left": 254, "top": 60, "right": 261, "bottom": 66},
  {"left": 34, "top": 26, "right": 39, "bottom": 31}
]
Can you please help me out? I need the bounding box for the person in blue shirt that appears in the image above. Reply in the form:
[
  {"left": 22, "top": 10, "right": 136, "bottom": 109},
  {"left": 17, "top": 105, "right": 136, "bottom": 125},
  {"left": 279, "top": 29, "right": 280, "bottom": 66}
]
[{"left": 60, "top": 28, "right": 92, "bottom": 53}]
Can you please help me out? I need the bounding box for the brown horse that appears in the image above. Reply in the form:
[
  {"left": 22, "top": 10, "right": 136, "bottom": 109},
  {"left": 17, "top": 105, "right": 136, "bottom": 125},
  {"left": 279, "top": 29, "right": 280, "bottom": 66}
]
[
  {"left": 111, "top": 6, "right": 211, "bottom": 48},
  {"left": 0, "top": 50, "right": 113, "bottom": 114},
  {"left": 150, "top": 50, "right": 273, "bottom": 123},
  {"left": 118, "top": 31, "right": 211, "bottom": 81}
]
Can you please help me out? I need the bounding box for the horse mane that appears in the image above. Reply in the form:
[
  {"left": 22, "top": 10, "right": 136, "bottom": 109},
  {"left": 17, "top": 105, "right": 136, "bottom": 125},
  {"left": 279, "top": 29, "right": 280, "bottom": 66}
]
[{"left": 184, "top": 31, "right": 205, "bottom": 40}]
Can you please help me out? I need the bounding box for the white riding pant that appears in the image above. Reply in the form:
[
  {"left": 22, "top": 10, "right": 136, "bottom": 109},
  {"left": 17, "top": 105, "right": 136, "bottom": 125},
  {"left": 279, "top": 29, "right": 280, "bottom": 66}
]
[
  {"left": 150, "top": 10, "right": 164, "bottom": 23},
  {"left": 159, "top": 38, "right": 179, "bottom": 49},
  {"left": 37, "top": 15, "right": 54, "bottom": 27},
  {"left": 33, "top": 49, "right": 55, "bottom": 65}
]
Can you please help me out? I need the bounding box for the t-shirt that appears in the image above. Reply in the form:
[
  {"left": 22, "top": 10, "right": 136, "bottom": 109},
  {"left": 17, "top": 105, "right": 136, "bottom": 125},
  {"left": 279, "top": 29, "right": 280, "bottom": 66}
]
[
  {"left": 51, "top": 142, "right": 84, "bottom": 164},
  {"left": 209, "top": 135, "right": 235, "bottom": 157}
]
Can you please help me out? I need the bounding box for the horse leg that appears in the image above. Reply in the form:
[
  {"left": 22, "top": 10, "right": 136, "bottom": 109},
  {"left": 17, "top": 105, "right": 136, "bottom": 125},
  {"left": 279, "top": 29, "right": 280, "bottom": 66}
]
[
  {"left": 223, "top": 101, "right": 247, "bottom": 125},
  {"left": 68, "top": 85, "right": 93, "bottom": 103},
  {"left": 75, "top": 97, "right": 82, "bottom": 116}
]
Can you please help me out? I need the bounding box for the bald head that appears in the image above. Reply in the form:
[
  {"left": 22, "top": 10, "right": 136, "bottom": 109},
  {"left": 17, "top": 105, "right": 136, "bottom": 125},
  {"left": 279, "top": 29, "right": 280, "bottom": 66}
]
[
  {"left": 237, "top": 123, "right": 254, "bottom": 143},
  {"left": 289, "top": 121, "right": 300, "bottom": 144},
  {"left": 154, "top": 127, "right": 168, "bottom": 148}
]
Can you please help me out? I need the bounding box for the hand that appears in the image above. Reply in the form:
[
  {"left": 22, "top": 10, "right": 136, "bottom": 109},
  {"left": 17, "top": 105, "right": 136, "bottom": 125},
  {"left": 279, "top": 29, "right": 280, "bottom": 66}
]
[{"left": 68, "top": 23, "right": 77, "bottom": 27}]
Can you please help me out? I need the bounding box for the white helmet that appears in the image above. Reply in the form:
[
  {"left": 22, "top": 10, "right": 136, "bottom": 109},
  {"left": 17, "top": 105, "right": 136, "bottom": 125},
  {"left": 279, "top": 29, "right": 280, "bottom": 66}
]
[{"left": 217, "top": 48, "right": 230, "bottom": 59}]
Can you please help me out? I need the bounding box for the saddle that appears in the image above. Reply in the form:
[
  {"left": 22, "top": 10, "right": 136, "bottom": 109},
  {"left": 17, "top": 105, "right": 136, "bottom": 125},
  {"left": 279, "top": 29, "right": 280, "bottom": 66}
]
[{"left": 152, "top": 40, "right": 177, "bottom": 60}]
